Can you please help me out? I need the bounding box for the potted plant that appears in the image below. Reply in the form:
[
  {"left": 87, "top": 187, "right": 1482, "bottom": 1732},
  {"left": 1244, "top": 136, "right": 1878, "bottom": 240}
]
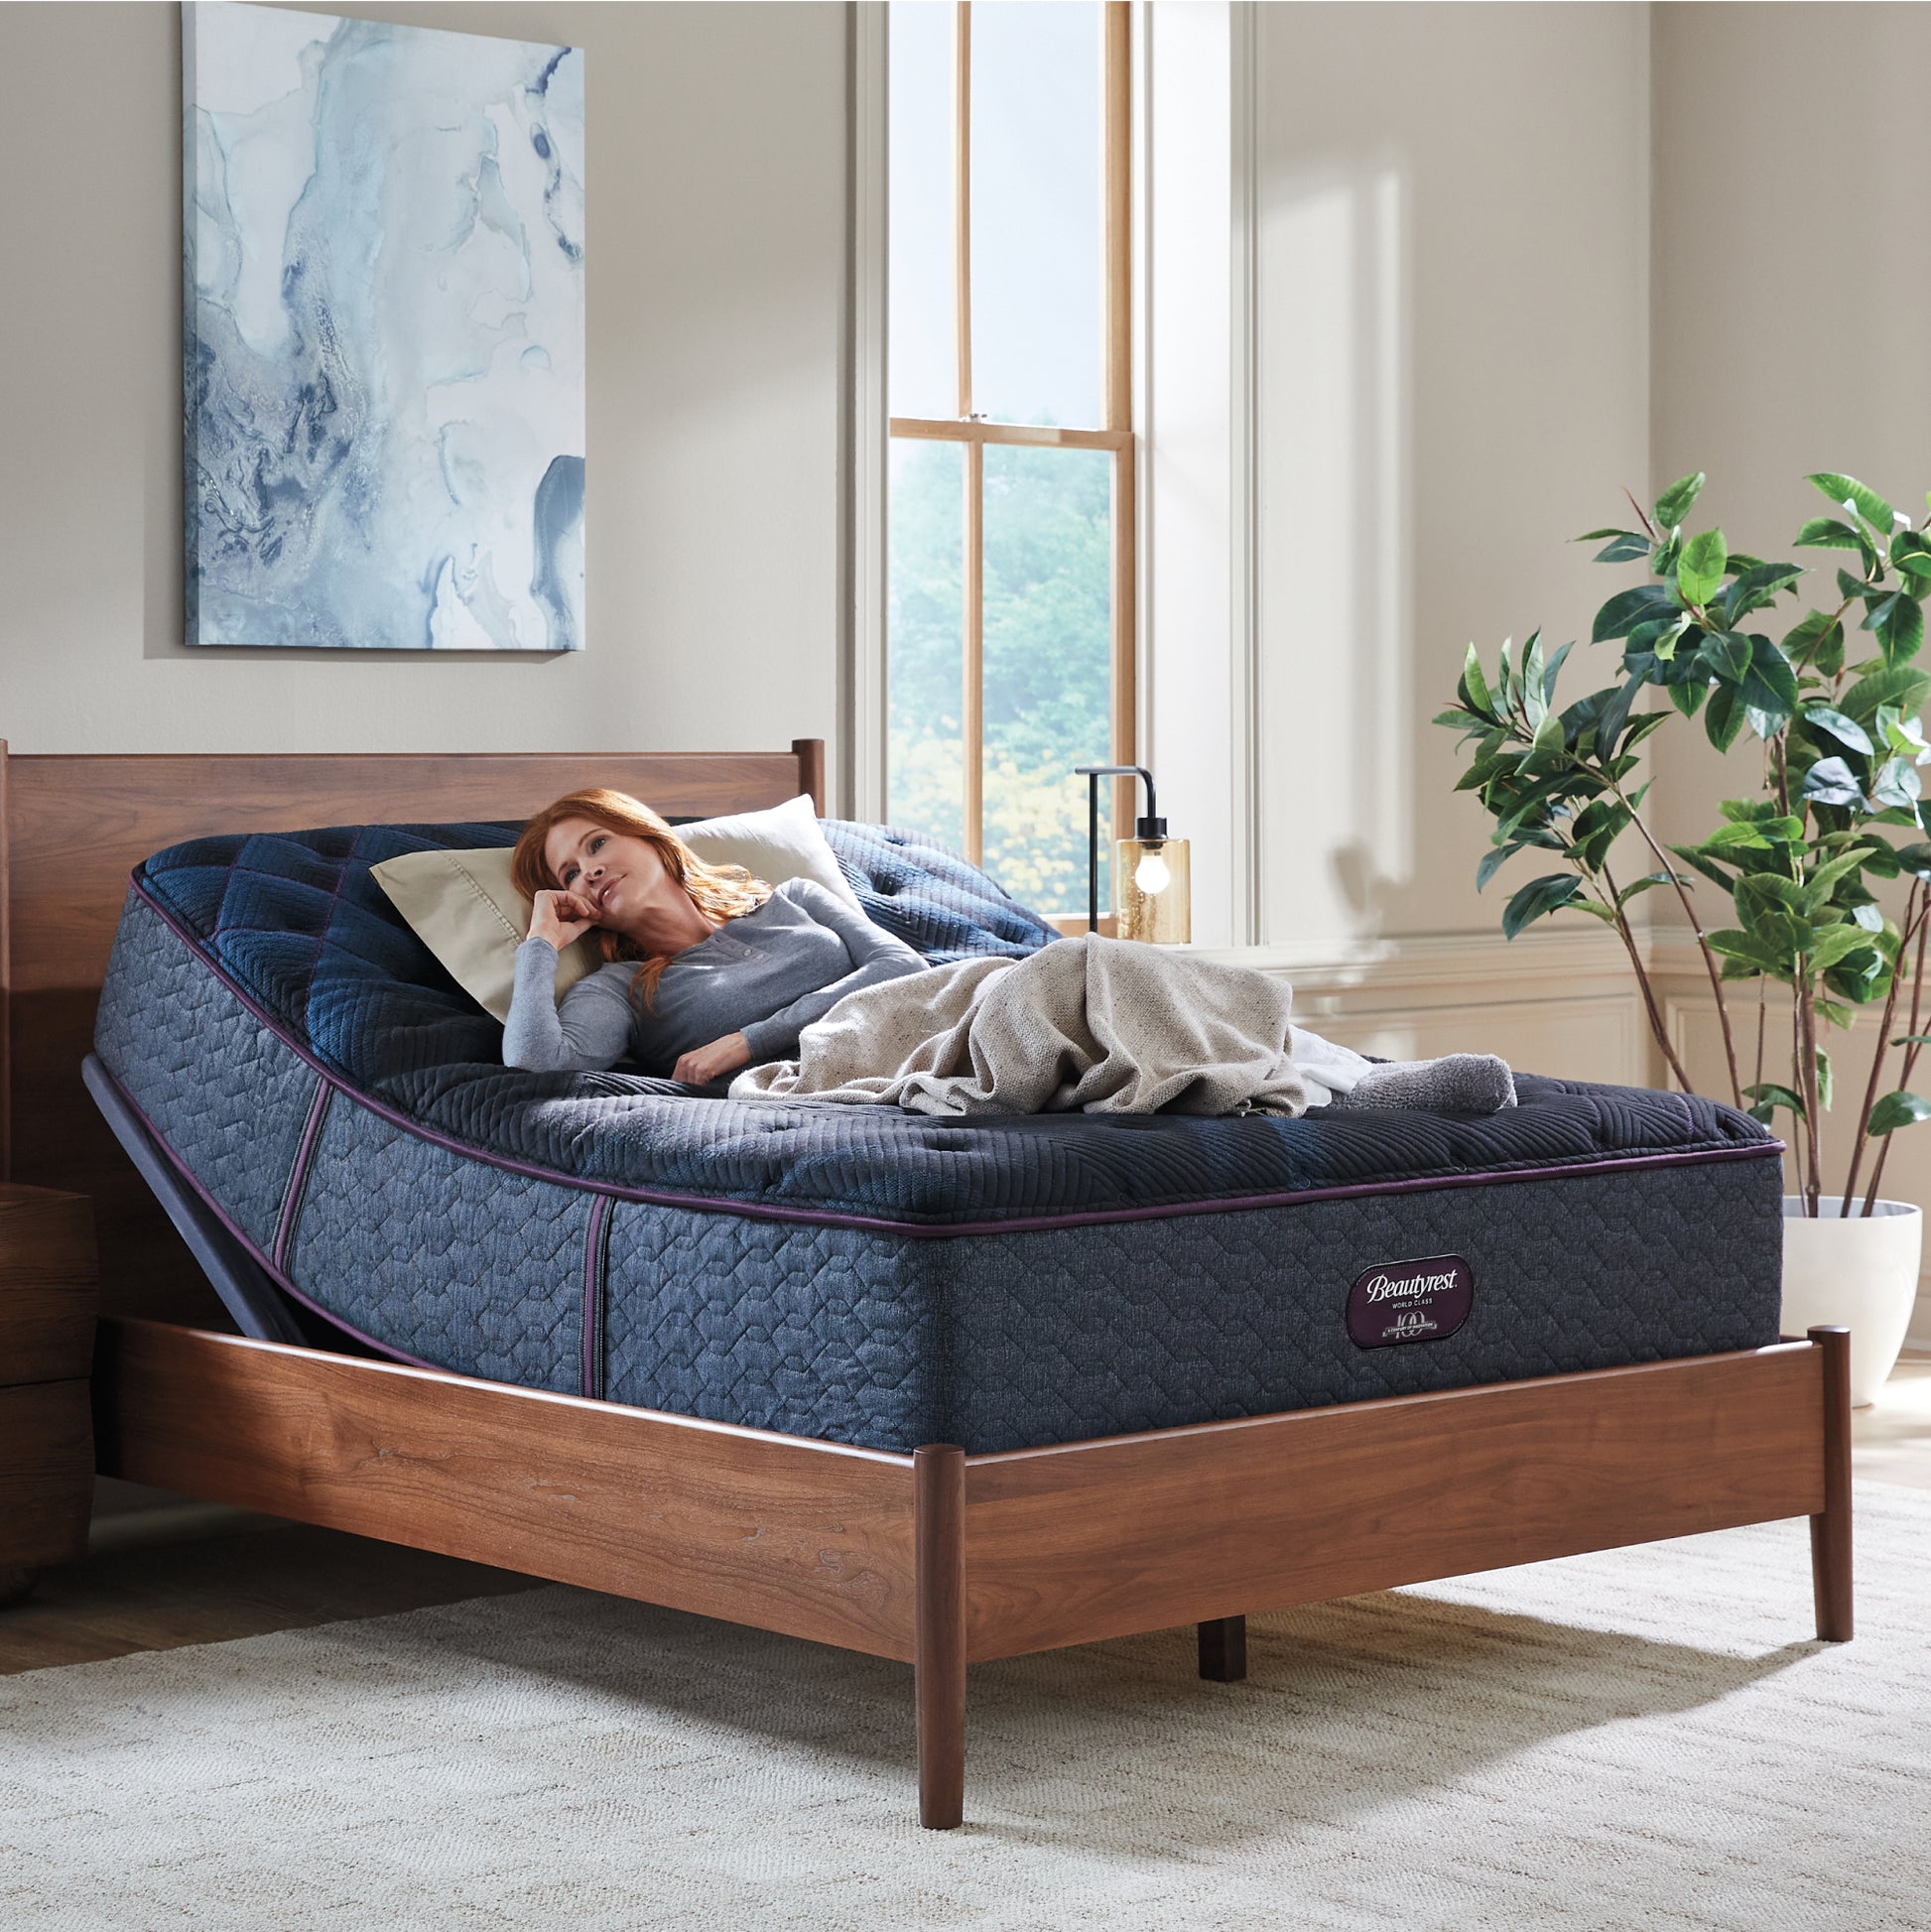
[{"left": 1437, "top": 469, "right": 1931, "bottom": 1403}]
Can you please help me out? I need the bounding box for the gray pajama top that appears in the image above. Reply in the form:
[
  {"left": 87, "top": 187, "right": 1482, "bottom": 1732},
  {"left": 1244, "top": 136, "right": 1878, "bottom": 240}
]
[{"left": 501, "top": 877, "right": 927, "bottom": 1076}]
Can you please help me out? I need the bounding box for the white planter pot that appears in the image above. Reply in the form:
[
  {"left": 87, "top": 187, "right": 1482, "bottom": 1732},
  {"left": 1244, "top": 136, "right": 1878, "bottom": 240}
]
[{"left": 1780, "top": 1197, "right": 1923, "bottom": 1407}]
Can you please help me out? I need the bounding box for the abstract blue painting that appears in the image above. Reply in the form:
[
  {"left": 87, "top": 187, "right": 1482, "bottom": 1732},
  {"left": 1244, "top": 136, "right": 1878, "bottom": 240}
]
[{"left": 184, "top": 4, "right": 585, "bottom": 651}]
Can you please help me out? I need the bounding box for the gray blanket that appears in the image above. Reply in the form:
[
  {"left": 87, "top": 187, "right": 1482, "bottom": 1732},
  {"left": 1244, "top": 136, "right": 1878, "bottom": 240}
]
[{"left": 729, "top": 936, "right": 1514, "bottom": 1118}]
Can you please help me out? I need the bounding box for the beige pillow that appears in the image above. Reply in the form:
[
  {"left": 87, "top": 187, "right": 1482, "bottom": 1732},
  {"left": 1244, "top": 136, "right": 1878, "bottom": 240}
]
[
  {"left": 371, "top": 846, "right": 602, "bottom": 1024},
  {"left": 371, "top": 794, "right": 858, "bottom": 1024}
]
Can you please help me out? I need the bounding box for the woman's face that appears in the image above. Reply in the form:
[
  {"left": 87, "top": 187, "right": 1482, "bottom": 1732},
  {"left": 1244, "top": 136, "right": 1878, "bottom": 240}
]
[{"left": 543, "top": 817, "right": 678, "bottom": 928}]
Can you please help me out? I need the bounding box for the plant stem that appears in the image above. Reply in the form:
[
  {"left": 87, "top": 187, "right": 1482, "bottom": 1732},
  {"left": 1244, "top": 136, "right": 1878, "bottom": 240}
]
[
  {"left": 1796, "top": 970, "right": 1825, "bottom": 1216},
  {"left": 1604, "top": 778, "right": 1742, "bottom": 1106},
  {"left": 1601, "top": 860, "right": 1695, "bottom": 1093},
  {"left": 1841, "top": 882, "right": 1923, "bottom": 1217},
  {"left": 1789, "top": 995, "right": 1809, "bottom": 1201},
  {"left": 1754, "top": 979, "right": 1766, "bottom": 1094},
  {"left": 1864, "top": 901, "right": 1931, "bottom": 1216}
]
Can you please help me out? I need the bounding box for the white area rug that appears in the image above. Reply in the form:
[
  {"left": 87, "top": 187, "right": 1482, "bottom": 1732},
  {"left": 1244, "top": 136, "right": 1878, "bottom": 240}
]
[{"left": 6, "top": 1486, "right": 1929, "bottom": 1932}]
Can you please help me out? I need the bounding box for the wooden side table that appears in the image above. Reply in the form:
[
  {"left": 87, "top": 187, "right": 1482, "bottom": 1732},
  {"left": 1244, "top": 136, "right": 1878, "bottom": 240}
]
[{"left": 0, "top": 1186, "right": 98, "bottom": 1605}]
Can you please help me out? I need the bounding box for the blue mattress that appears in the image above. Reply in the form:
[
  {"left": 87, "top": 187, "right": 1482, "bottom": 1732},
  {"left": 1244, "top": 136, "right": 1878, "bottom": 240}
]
[{"left": 91, "top": 819, "right": 1788, "bottom": 1455}]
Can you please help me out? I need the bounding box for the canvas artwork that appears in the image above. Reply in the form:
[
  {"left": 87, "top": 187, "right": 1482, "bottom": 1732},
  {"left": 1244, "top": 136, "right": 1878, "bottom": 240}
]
[{"left": 183, "top": 4, "right": 585, "bottom": 651}]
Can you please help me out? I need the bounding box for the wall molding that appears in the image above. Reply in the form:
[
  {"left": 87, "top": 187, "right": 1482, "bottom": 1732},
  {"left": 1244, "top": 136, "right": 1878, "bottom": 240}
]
[
  {"left": 1226, "top": 0, "right": 1261, "bottom": 947},
  {"left": 845, "top": 1, "right": 889, "bottom": 825}
]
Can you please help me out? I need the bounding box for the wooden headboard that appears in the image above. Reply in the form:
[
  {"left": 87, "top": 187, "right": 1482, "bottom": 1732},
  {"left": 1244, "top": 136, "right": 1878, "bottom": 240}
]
[{"left": 0, "top": 739, "right": 826, "bottom": 1323}]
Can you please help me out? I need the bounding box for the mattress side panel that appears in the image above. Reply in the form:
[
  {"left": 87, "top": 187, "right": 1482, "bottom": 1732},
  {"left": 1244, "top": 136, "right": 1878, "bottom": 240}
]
[
  {"left": 289, "top": 1095, "right": 592, "bottom": 1393},
  {"left": 938, "top": 1155, "right": 1786, "bottom": 1453},
  {"left": 93, "top": 890, "right": 322, "bottom": 1253},
  {"left": 599, "top": 1204, "right": 949, "bottom": 1451},
  {"left": 593, "top": 1153, "right": 1782, "bottom": 1456}
]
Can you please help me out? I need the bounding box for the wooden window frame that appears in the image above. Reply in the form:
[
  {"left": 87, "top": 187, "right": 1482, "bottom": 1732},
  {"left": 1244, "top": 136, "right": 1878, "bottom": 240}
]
[{"left": 888, "top": 0, "right": 1136, "bottom": 926}]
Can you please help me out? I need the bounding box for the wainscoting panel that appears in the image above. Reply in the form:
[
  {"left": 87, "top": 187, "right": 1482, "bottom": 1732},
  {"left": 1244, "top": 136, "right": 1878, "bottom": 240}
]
[{"left": 1191, "top": 927, "right": 1646, "bottom": 1086}]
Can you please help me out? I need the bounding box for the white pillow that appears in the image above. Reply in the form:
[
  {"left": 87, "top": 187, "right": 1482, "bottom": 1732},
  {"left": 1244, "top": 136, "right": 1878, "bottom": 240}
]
[
  {"left": 679, "top": 792, "right": 863, "bottom": 912},
  {"left": 371, "top": 794, "right": 858, "bottom": 1024}
]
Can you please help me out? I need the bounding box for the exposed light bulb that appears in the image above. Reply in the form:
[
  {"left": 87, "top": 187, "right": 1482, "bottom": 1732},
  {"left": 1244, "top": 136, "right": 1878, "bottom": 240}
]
[{"left": 1134, "top": 846, "right": 1171, "bottom": 895}]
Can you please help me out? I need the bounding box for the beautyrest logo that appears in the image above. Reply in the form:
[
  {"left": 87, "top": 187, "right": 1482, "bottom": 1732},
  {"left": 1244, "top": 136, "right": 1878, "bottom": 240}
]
[
  {"left": 1346, "top": 1254, "right": 1474, "bottom": 1351},
  {"left": 1363, "top": 1269, "right": 1461, "bottom": 1303}
]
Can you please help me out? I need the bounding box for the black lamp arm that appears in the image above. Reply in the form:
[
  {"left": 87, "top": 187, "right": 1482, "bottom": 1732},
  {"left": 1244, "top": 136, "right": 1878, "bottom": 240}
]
[{"left": 1072, "top": 764, "right": 1159, "bottom": 936}]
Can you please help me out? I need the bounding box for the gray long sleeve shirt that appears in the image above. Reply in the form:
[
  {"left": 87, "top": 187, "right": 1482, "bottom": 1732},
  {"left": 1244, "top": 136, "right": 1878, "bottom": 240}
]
[{"left": 501, "top": 877, "right": 927, "bottom": 1076}]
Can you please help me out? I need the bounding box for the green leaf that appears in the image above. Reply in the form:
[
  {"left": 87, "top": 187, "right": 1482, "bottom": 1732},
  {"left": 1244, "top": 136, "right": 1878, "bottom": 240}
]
[
  {"left": 1593, "top": 582, "right": 1680, "bottom": 644},
  {"left": 1794, "top": 517, "right": 1866, "bottom": 552},
  {"left": 1577, "top": 527, "right": 1638, "bottom": 543},
  {"left": 1710, "top": 929, "right": 1790, "bottom": 973},
  {"left": 1745, "top": 1082, "right": 1808, "bottom": 1122},
  {"left": 1809, "top": 471, "right": 1894, "bottom": 533},
  {"left": 1476, "top": 843, "right": 1522, "bottom": 891},
  {"left": 1697, "top": 630, "right": 1752, "bottom": 681},
  {"left": 1542, "top": 639, "right": 1574, "bottom": 706},
  {"left": 1517, "top": 711, "right": 1568, "bottom": 773},
  {"left": 1890, "top": 1033, "right": 1931, "bottom": 1047},
  {"left": 1880, "top": 593, "right": 1925, "bottom": 666},
  {"left": 1501, "top": 873, "right": 1587, "bottom": 940},
  {"left": 1740, "top": 634, "right": 1799, "bottom": 736},
  {"left": 1459, "top": 643, "right": 1492, "bottom": 716},
  {"left": 1842, "top": 664, "right": 1931, "bottom": 723},
  {"left": 1891, "top": 531, "right": 1931, "bottom": 580},
  {"left": 1594, "top": 533, "right": 1651, "bottom": 564},
  {"left": 1704, "top": 681, "right": 1745, "bottom": 751},
  {"left": 1703, "top": 821, "right": 1773, "bottom": 849},
  {"left": 1614, "top": 870, "right": 1688, "bottom": 909},
  {"left": 1678, "top": 529, "right": 1728, "bottom": 607},
  {"left": 1867, "top": 1090, "right": 1931, "bottom": 1135},
  {"left": 1801, "top": 706, "right": 1874, "bottom": 755},
  {"left": 1654, "top": 472, "right": 1705, "bottom": 529},
  {"left": 1784, "top": 607, "right": 1844, "bottom": 671},
  {"left": 1803, "top": 756, "right": 1866, "bottom": 809},
  {"left": 1808, "top": 924, "right": 1872, "bottom": 971},
  {"left": 1872, "top": 757, "right": 1924, "bottom": 811},
  {"left": 1816, "top": 1050, "right": 1834, "bottom": 1111},
  {"left": 1595, "top": 676, "right": 1641, "bottom": 755},
  {"left": 1670, "top": 679, "right": 1709, "bottom": 718},
  {"left": 1892, "top": 841, "right": 1931, "bottom": 880},
  {"left": 1721, "top": 561, "right": 1805, "bottom": 625}
]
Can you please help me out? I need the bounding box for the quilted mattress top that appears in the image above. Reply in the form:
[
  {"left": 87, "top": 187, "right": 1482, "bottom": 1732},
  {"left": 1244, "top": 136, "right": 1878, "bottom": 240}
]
[{"left": 128, "top": 821, "right": 1778, "bottom": 1230}]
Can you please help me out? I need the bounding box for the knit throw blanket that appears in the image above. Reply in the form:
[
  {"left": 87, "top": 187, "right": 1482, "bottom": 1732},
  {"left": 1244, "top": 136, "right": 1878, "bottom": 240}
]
[{"left": 729, "top": 936, "right": 1515, "bottom": 1118}]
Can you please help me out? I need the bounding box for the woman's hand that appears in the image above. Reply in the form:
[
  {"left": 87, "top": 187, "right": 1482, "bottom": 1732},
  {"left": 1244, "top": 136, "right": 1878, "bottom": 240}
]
[
  {"left": 673, "top": 1032, "right": 753, "bottom": 1086},
  {"left": 529, "top": 888, "right": 597, "bottom": 951}
]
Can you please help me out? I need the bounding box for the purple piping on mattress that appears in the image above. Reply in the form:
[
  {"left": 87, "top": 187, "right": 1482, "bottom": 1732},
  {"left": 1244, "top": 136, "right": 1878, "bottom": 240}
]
[
  {"left": 581, "top": 1193, "right": 608, "bottom": 1400},
  {"left": 127, "top": 873, "right": 1787, "bottom": 1240},
  {"left": 96, "top": 1059, "right": 439, "bottom": 1372},
  {"left": 273, "top": 1080, "right": 333, "bottom": 1276}
]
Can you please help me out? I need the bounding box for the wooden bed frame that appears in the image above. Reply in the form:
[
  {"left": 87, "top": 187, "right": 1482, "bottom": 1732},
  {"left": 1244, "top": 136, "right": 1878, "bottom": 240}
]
[{"left": 0, "top": 739, "right": 1851, "bottom": 1830}]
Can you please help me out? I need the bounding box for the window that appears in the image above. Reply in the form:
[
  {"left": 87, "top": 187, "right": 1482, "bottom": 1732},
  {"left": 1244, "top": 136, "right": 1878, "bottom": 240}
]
[{"left": 886, "top": 1, "right": 1134, "bottom": 921}]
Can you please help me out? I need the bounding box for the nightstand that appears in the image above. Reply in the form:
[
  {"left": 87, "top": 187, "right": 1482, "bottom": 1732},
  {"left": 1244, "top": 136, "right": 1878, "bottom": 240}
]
[{"left": 0, "top": 1186, "right": 98, "bottom": 1605}]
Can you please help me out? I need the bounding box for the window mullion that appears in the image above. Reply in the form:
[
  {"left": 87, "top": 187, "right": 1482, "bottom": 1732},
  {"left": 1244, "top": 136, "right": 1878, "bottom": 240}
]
[
  {"left": 963, "top": 439, "right": 984, "bottom": 866},
  {"left": 954, "top": 1, "right": 973, "bottom": 423}
]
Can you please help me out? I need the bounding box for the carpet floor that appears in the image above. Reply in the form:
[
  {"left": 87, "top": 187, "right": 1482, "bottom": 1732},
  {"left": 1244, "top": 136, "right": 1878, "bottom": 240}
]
[{"left": 5, "top": 1484, "right": 1928, "bottom": 1931}]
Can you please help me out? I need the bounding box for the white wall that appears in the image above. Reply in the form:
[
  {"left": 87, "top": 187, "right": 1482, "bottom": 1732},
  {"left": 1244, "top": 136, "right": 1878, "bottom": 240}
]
[
  {"left": 1650, "top": 2, "right": 1931, "bottom": 861},
  {"left": 1246, "top": 2, "right": 1651, "bottom": 947},
  {"left": 1651, "top": 3, "right": 1931, "bottom": 1275},
  {"left": 0, "top": 2, "right": 848, "bottom": 770}
]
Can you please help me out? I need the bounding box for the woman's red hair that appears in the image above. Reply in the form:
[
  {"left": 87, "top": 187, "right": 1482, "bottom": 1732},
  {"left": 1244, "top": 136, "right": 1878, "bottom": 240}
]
[{"left": 511, "top": 789, "right": 771, "bottom": 1004}]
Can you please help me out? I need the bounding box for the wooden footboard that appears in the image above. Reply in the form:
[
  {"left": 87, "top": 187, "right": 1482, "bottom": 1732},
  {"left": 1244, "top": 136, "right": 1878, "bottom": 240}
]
[{"left": 91, "top": 1318, "right": 1852, "bottom": 1832}]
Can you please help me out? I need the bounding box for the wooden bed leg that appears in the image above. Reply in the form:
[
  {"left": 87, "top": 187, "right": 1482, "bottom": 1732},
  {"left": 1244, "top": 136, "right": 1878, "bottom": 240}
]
[
  {"left": 914, "top": 1443, "right": 966, "bottom": 1830},
  {"left": 1808, "top": 1325, "right": 1854, "bottom": 1642},
  {"left": 1198, "top": 1614, "right": 1246, "bottom": 1682}
]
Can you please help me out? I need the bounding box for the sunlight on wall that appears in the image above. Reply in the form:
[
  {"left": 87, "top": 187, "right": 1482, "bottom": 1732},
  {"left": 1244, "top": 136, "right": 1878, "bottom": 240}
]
[{"left": 1255, "top": 160, "right": 1412, "bottom": 950}]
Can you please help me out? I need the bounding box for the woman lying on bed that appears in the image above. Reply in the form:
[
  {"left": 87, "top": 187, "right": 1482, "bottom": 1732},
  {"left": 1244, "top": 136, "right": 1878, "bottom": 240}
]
[
  {"left": 503, "top": 788, "right": 925, "bottom": 1084},
  {"left": 502, "top": 787, "right": 1515, "bottom": 1117}
]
